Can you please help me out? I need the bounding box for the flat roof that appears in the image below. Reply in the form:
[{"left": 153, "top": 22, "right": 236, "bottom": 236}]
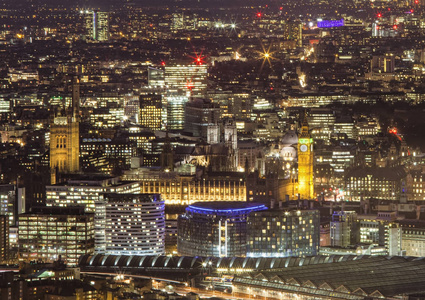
[{"left": 186, "top": 201, "right": 267, "bottom": 217}]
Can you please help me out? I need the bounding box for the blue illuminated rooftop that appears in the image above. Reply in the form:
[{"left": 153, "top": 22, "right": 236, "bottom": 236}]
[{"left": 186, "top": 201, "right": 267, "bottom": 217}]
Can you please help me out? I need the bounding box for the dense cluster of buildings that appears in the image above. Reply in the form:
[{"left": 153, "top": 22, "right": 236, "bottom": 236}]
[{"left": 1, "top": 0, "right": 425, "bottom": 297}]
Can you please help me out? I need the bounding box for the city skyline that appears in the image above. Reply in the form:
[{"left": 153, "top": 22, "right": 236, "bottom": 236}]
[{"left": 1, "top": 0, "right": 425, "bottom": 298}]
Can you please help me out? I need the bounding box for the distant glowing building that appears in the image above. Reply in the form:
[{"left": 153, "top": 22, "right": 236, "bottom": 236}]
[
  {"left": 283, "top": 21, "right": 303, "bottom": 47},
  {"left": 84, "top": 11, "right": 109, "bottom": 41}
]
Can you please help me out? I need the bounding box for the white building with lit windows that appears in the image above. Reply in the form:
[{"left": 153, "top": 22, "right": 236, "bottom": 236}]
[
  {"left": 99, "top": 193, "right": 165, "bottom": 255},
  {"left": 46, "top": 175, "right": 140, "bottom": 253}
]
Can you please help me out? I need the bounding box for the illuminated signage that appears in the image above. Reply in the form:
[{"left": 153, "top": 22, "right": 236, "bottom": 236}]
[{"left": 317, "top": 19, "right": 344, "bottom": 28}]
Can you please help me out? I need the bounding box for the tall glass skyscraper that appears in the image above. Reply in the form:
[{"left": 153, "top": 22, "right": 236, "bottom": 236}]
[{"left": 83, "top": 11, "right": 109, "bottom": 41}]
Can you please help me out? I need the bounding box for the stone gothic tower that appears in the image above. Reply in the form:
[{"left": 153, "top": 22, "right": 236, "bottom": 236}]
[{"left": 50, "top": 77, "right": 80, "bottom": 184}]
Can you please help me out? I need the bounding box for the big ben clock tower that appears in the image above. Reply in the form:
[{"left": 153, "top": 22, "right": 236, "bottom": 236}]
[{"left": 297, "top": 118, "right": 314, "bottom": 199}]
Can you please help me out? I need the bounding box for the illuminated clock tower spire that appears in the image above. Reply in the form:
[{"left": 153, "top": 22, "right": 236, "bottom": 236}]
[{"left": 297, "top": 117, "right": 314, "bottom": 199}]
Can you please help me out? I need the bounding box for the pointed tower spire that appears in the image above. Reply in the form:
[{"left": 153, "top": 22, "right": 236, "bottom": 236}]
[{"left": 72, "top": 76, "right": 80, "bottom": 120}]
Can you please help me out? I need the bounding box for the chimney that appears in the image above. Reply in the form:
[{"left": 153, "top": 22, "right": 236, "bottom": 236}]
[{"left": 417, "top": 205, "right": 421, "bottom": 220}]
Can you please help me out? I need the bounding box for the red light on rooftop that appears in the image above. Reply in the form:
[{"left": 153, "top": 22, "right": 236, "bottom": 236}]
[
  {"left": 161, "top": 61, "right": 165, "bottom": 66},
  {"left": 279, "top": 6, "right": 283, "bottom": 10},
  {"left": 190, "top": 52, "right": 206, "bottom": 65},
  {"left": 377, "top": 13, "right": 382, "bottom": 18},
  {"left": 393, "top": 25, "right": 398, "bottom": 29},
  {"left": 411, "top": 9, "right": 414, "bottom": 12},
  {"left": 389, "top": 128, "right": 398, "bottom": 135},
  {"left": 415, "top": 0, "right": 419, "bottom": 4},
  {"left": 257, "top": 12, "right": 262, "bottom": 18}
]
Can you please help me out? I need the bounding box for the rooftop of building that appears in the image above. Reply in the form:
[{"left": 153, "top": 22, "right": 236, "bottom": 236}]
[
  {"left": 47, "top": 174, "right": 138, "bottom": 187},
  {"left": 233, "top": 256, "right": 425, "bottom": 299},
  {"left": 345, "top": 165, "right": 406, "bottom": 180},
  {"left": 186, "top": 201, "right": 267, "bottom": 216},
  {"left": 102, "top": 193, "right": 163, "bottom": 203},
  {"left": 249, "top": 208, "right": 319, "bottom": 217},
  {"left": 22, "top": 206, "right": 91, "bottom": 216}
]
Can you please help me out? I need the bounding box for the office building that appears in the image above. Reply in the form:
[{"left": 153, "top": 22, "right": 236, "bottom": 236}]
[
  {"left": 46, "top": 175, "right": 140, "bottom": 253},
  {"left": 100, "top": 193, "right": 165, "bottom": 255},
  {"left": 345, "top": 166, "right": 407, "bottom": 201},
  {"left": 80, "top": 137, "right": 137, "bottom": 173},
  {"left": 400, "top": 219, "right": 425, "bottom": 257},
  {"left": 177, "top": 202, "right": 267, "bottom": 257},
  {"left": 18, "top": 206, "right": 94, "bottom": 266},
  {"left": 46, "top": 175, "right": 140, "bottom": 212},
  {"left": 307, "top": 108, "right": 335, "bottom": 143},
  {"left": 164, "top": 64, "right": 208, "bottom": 98},
  {"left": 334, "top": 116, "right": 357, "bottom": 139},
  {"left": 184, "top": 98, "right": 220, "bottom": 138},
  {"left": 148, "top": 67, "right": 165, "bottom": 87},
  {"left": 283, "top": 20, "right": 303, "bottom": 47},
  {"left": 330, "top": 211, "right": 358, "bottom": 247},
  {"left": 370, "top": 54, "right": 395, "bottom": 73},
  {"left": 84, "top": 11, "right": 109, "bottom": 41},
  {"left": 359, "top": 213, "right": 402, "bottom": 256},
  {"left": 0, "top": 184, "right": 25, "bottom": 226},
  {"left": 247, "top": 208, "right": 320, "bottom": 257},
  {"left": 89, "top": 107, "right": 124, "bottom": 128},
  {"left": 165, "top": 91, "right": 189, "bottom": 130},
  {"left": 0, "top": 215, "right": 9, "bottom": 263},
  {"left": 140, "top": 93, "right": 162, "bottom": 130}
]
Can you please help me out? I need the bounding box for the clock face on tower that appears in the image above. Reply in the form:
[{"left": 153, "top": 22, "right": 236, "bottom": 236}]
[{"left": 300, "top": 144, "right": 308, "bottom": 152}]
